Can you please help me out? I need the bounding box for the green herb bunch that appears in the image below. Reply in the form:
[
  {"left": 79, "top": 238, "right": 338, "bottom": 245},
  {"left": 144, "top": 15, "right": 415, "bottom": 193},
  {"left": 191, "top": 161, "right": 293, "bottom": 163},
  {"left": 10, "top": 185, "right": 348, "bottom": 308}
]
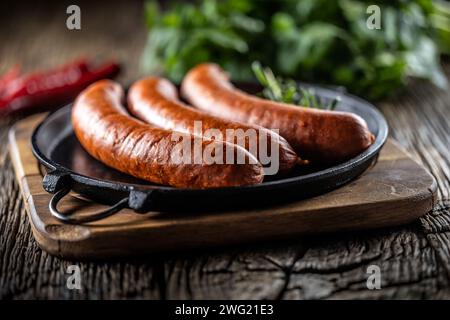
[
  {"left": 252, "top": 61, "right": 340, "bottom": 110},
  {"left": 142, "top": 0, "right": 450, "bottom": 100}
]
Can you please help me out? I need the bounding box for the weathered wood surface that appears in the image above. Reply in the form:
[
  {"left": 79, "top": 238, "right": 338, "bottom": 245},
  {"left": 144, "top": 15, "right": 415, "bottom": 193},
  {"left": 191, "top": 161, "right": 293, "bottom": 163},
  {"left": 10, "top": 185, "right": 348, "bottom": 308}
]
[{"left": 1, "top": 1, "right": 450, "bottom": 299}]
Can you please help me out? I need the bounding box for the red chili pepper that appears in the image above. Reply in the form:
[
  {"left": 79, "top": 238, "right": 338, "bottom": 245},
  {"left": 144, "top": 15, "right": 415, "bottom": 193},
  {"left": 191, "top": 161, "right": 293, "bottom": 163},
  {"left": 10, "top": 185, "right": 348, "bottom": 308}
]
[
  {"left": 0, "top": 65, "right": 21, "bottom": 98},
  {"left": 1, "top": 58, "right": 90, "bottom": 100},
  {"left": 0, "top": 59, "right": 120, "bottom": 115}
]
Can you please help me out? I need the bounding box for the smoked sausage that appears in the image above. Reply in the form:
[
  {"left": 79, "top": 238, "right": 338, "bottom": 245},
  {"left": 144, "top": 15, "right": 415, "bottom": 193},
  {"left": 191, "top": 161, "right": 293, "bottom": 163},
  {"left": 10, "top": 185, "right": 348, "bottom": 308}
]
[
  {"left": 72, "top": 80, "right": 264, "bottom": 188},
  {"left": 127, "top": 77, "right": 300, "bottom": 175},
  {"left": 181, "top": 63, "right": 375, "bottom": 164}
]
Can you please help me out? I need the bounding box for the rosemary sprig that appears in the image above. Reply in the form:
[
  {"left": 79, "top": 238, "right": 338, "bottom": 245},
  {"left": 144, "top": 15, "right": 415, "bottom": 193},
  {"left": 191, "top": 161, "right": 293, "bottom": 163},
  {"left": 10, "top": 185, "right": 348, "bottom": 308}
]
[{"left": 251, "top": 61, "right": 340, "bottom": 111}]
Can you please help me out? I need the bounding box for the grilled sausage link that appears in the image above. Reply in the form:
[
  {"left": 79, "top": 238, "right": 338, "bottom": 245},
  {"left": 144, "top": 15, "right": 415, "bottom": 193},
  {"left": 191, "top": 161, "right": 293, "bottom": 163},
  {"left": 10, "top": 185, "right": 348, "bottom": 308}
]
[
  {"left": 71, "top": 80, "right": 264, "bottom": 188},
  {"left": 127, "top": 77, "right": 300, "bottom": 175},
  {"left": 181, "top": 63, "right": 375, "bottom": 164}
]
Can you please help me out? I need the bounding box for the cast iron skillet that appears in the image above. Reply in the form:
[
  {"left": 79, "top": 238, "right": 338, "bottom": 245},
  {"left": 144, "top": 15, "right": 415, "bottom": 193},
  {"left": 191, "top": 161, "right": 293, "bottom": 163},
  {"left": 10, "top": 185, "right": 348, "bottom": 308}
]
[{"left": 31, "top": 84, "right": 388, "bottom": 223}]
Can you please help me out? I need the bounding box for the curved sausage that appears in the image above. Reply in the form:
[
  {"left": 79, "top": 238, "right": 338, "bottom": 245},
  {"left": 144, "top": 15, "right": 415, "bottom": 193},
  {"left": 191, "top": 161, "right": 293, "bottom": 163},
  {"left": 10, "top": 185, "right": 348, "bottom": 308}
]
[
  {"left": 72, "top": 80, "right": 264, "bottom": 188},
  {"left": 181, "top": 63, "right": 375, "bottom": 164},
  {"left": 127, "top": 77, "right": 300, "bottom": 175}
]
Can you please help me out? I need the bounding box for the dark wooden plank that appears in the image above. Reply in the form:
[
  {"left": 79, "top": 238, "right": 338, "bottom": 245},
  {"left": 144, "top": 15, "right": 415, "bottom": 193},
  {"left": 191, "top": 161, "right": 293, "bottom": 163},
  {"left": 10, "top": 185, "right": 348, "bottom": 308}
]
[
  {"left": 378, "top": 65, "right": 450, "bottom": 294},
  {"left": 0, "top": 0, "right": 449, "bottom": 299}
]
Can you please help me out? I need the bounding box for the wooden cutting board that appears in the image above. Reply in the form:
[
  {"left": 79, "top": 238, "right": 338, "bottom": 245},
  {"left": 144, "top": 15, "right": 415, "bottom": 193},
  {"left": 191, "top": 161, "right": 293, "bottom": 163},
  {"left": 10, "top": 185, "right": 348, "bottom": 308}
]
[{"left": 8, "top": 113, "right": 437, "bottom": 260}]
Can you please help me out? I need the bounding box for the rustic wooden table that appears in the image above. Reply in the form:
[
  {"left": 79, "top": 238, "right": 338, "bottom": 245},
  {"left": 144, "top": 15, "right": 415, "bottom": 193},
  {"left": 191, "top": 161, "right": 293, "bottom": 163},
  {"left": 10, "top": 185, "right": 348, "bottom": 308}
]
[{"left": 1, "top": 1, "right": 449, "bottom": 299}]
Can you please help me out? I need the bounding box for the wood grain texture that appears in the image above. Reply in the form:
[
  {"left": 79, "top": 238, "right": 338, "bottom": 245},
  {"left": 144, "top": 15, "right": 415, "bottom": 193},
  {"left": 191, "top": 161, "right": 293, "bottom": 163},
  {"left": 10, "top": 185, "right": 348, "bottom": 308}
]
[
  {"left": 1, "top": 0, "right": 450, "bottom": 299},
  {"left": 7, "top": 115, "right": 437, "bottom": 259}
]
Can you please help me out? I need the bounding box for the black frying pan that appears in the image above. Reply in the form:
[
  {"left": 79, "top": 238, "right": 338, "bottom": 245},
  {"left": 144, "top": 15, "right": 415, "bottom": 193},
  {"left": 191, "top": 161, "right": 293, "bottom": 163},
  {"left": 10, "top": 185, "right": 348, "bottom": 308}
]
[{"left": 31, "top": 84, "right": 388, "bottom": 223}]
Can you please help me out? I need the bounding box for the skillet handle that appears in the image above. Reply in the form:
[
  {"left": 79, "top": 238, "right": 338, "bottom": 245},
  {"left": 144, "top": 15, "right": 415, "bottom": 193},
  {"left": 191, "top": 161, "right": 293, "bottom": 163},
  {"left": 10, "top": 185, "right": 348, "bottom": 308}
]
[{"left": 49, "top": 187, "right": 129, "bottom": 224}]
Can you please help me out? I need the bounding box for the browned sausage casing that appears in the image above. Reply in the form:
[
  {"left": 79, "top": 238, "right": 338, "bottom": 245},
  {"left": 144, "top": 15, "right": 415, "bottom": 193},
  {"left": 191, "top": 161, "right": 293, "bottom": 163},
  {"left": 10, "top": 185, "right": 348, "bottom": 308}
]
[
  {"left": 181, "top": 63, "right": 376, "bottom": 164},
  {"left": 71, "top": 80, "right": 264, "bottom": 188},
  {"left": 127, "top": 77, "right": 300, "bottom": 174}
]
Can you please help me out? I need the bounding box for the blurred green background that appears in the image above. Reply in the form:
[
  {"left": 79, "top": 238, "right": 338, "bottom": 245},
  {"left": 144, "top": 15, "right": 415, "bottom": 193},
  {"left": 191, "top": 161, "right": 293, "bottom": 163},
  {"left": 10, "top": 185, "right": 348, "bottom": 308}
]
[{"left": 141, "top": 0, "right": 450, "bottom": 100}]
